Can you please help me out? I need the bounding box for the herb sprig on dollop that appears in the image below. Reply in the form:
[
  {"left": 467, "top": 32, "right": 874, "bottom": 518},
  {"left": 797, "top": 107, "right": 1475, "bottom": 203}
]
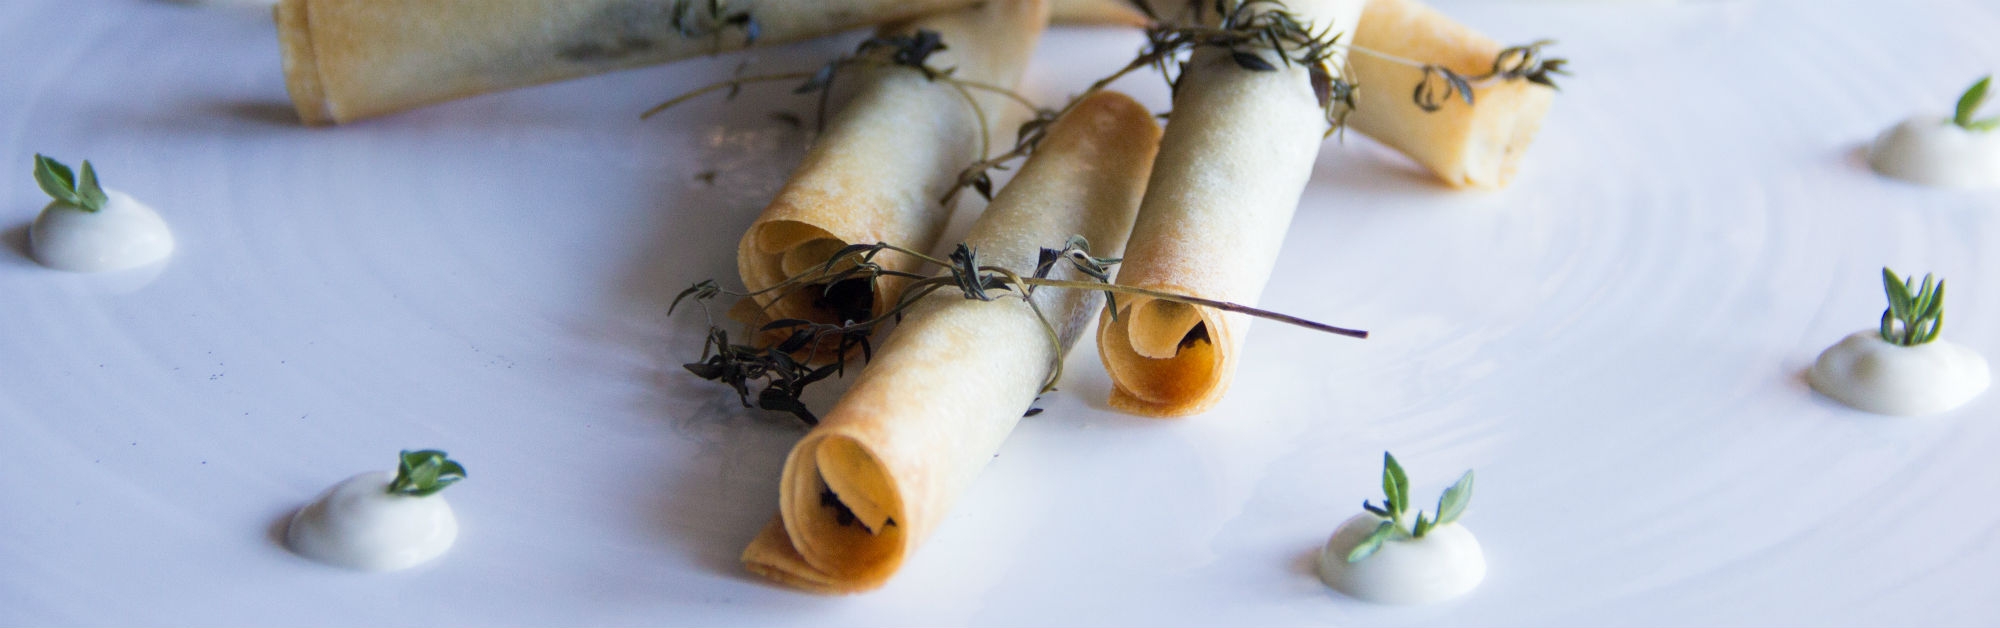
[
  {"left": 1880, "top": 267, "right": 1946, "bottom": 347},
  {"left": 33, "top": 154, "right": 108, "bottom": 213},
  {"left": 1349, "top": 452, "right": 1475, "bottom": 563}
]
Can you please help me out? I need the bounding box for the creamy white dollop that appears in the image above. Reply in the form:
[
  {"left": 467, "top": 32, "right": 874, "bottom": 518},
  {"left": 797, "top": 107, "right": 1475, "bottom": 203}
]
[
  {"left": 1809, "top": 330, "right": 1989, "bottom": 416},
  {"left": 286, "top": 471, "right": 458, "bottom": 571},
  {"left": 1317, "top": 513, "right": 1485, "bottom": 604},
  {"left": 1867, "top": 116, "right": 2000, "bottom": 187},
  {"left": 29, "top": 190, "right": 174, "bottom": 272}
]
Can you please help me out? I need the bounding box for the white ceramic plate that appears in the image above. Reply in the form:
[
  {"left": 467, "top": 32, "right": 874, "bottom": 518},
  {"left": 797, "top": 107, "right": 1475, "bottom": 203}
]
[{"left": 4, "top": 0, "right": 1999, "bottom": 624}]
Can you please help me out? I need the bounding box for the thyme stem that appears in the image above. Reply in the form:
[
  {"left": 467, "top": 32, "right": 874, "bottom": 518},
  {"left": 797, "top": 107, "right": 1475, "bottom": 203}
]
[{"left": 671, "top": 236, "right": 1367, "bottom": 424}]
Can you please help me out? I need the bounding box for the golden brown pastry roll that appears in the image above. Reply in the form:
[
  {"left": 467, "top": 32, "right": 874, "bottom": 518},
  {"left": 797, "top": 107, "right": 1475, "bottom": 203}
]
[
  {"left": 1056, "top": 0, "right": 1552, "bottom": 188},
  {"left": 1345, "top": 0, "right": 1557, "bottom": 188},
  {"left": 272, "top": 0, "right": 1143, "bottom": 126},
  {"left": 741, "top": 90, "right": 1162, "bottom": 593},
  {"left": 736, "top": 0, "right": 1047, "bottom": 332},
  {"left": 1096, "top": 0, "right": 1364, "bottom": 417}
]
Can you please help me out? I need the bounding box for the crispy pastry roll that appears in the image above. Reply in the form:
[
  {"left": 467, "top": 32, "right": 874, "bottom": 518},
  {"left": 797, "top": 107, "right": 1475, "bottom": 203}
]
[
  {"left": 736, "top": 0, "right": 1046, "bottom": 332},
  {"left": 1096, "top": 0, "right": 1363, "bottom": 417},
  {"left": 740, "top": 91, "right": 1162, "bottom": 593},
  {"left": 1345, "top": 0, "right": 1557, "bottom": 188},
  {"left": 272, "top": 0, "right": 1142, "bottom": 125},
  {"left": 1064, "top": 0, "right": 1560, "bottom": 188}
]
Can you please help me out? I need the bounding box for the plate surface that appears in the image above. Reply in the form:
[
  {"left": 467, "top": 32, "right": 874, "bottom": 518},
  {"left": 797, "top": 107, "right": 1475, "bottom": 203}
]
[{"left": 4, "top": 1, "right": 1999, "bottom": 625}]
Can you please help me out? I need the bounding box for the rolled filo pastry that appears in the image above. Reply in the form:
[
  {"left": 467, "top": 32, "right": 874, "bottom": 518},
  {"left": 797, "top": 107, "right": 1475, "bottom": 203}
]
[
  {"left": 1096, "top": 0, "right": 1363, "bottom": 417},
  {"left": 272, "top": 0, "right": 1142, "bottom": 126},
  {"left": 1345, "top": 0, "right": 1557, "bottom": 188},
  {"left": 740, "top": 91, "right": 1162, "bottom": 594},
  {"left": 737, "top": 0, "right": 1045, "bottom": 332},
  {"left": 1064, "top": 0, "right": 1560, "bottom": 188}
]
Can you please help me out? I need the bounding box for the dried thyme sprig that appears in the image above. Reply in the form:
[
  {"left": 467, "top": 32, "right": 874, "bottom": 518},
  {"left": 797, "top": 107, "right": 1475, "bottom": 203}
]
[
  {"left": 642, "top": 27, "right": 1037, "bottom": 165},
  {"left": 1880, "top": 267, "right": 1945, "bottom": 347},
  {"left": 670, "top": 235, "right": 1368, "bottom": 426},
  {"left": 1349, "top": 452, "right": 1474, "bottom": 562},
  {"left": 1349, "top": 39, "right": 1569, "bottom": 113},
  {"left": 669, "top": 0, "right": 760, "bottom": 51},
  {"left": 949, "top": 0, "right": 1568, "bottom": 203},
  {"left": 948, "top": 0, "right": 1361, "bottom": 204}
]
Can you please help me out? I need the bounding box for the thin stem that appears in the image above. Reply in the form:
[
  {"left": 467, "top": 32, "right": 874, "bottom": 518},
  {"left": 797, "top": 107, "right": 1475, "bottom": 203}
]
[
  {"left": 640, "top": 71, "right": 815, "bottom": 119},
  {"left": 1019, "top": 278, "right": 1370, "bottom": 339}
]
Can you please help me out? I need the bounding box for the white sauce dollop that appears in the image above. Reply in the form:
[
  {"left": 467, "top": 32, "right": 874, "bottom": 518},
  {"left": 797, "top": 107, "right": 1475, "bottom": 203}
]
[
  {"left": 286, "top": 471, "right": 459, "bottom": 571},
  {"left": 1317, "top": 513, "right": 1485, "bottom": 604},
  {"left": 1809, "top": 330, "right": 1990, "bottom": 416},
  {"left": 29, "top": 190, "right": 174, "bottom": 272},
  {"left": 1867, "top": 116, "right": 2000, "bottom": 187}
]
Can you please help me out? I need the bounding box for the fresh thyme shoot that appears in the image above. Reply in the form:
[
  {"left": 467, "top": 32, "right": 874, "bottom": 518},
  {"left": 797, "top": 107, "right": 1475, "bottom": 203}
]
[
  {"left": 671, "top": 235, "right": 1367, "bottom": 426},
  {"left": 1953, "top": 75, "right": 1999, "bottom": 132},
  {"left": 33, "top": 154, "right": 109, "bottom": 212},
  {"left": 669, "top": 0, "right": 759, "bottom": 51},
  {"left": 1349, "top": 452, "right": 1474, "bottom": 563},
  {"left": 1880, "top": 267, "right": 1945, "bottom": 347},
  {"left": 386, "top": 450, "right": 467, "bottom": 497}
]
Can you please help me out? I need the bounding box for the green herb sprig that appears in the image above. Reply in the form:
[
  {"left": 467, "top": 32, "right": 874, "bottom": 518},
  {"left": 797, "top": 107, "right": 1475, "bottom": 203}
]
[
  {"left": 670, "top": 235, "right": 1368, "bottom": 426},
  {"left": 33, "top": 154, "right": 109, "bottom": 213},
  {"left": 1954, "top": 75, "right": 2000, "bottom": 132},
  {"left": 1880, "top": 267, "right": 1945, "bottom": 347},
  {"left": 386, "top": 450, "right": 467, "bottom": 497},
  {"left": 1348, "top": 452, "right": 1474, "bottom": 563}
]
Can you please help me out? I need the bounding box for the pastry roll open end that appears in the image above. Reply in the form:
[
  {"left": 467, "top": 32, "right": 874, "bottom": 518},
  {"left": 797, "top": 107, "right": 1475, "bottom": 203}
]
[
  {"left": 735, "top": 0, "right": 1048, "bottom": 340},
  {"left": 1094, "top": 0, "right": 1361, "bottom": 418},
  {"left": 273, "top": 0, "right": 334, "bottom": 126},
  {"left": 742, "top": 90, "right": 1162, "bottom": 594},
  {"left": 1099, "top": 295, "right": 1236, "bottom": 416},
  {"left": 1348, "top": 0, "right": 1556, "bottom": 188}
]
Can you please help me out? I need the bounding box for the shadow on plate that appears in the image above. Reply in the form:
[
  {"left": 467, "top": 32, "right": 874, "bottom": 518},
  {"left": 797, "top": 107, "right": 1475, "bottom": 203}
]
[
  {"left": 3, "top": 224, "right": 30, "bottom": 266},
  {"left": 1310, "top": 137, "right": 1460, "bottom": 200},
  {"left": 1293, "top": 544, "right": 1322, "bottom": 579},
  {"left": 1841, "top": 143, "right": 1872, "bottom": 175},
  {"left": 218, "top": 100, "right": 304, "bottom": 128},
  {"left": 266, "top": 507, "right": 298, "bottom": 554}
]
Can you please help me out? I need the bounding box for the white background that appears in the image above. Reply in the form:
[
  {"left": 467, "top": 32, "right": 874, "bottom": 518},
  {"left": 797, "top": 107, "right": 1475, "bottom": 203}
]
[{"left": 3, "top": 1, "right": 1999, "bottom": 625}]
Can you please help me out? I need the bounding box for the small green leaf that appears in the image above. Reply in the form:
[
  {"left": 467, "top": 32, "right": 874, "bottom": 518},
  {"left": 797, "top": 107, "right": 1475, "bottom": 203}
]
[
  {"left": 1346, "top": 520, "right": 1396, "bottom": 563},
  {"left": 75, "top": 160, "right": 108, "bottom": 212},
  {"left": 1912, "top": 274, "right": 1936, "bottom": 317},
  {"left": 1884, "top": 268, "right": 1914, "bottom": 321},
  {"left": 387, "top": 449, "right": 466, "bottom": 497},
  {"left": 1875, "top": 268, "right": 1947, "bottom": 346},
  {"left": 1955, "top": 75, "right": 1992, "bottom": 129},
  {"left": 1435, "top": 469, "right": 1475, "bottom": 526},
  {"left": 1383, "top": 452, "right": 1410, "bottom": 516},
  {"left": 1967, "top": 117, "right": 2000, "bottom": 133},
  {"left": 1411, "top": 511, "right": 1433, "bottom": 538},
  {"left": 33, "top": 154, "right": 83, "bottom": 206}
]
